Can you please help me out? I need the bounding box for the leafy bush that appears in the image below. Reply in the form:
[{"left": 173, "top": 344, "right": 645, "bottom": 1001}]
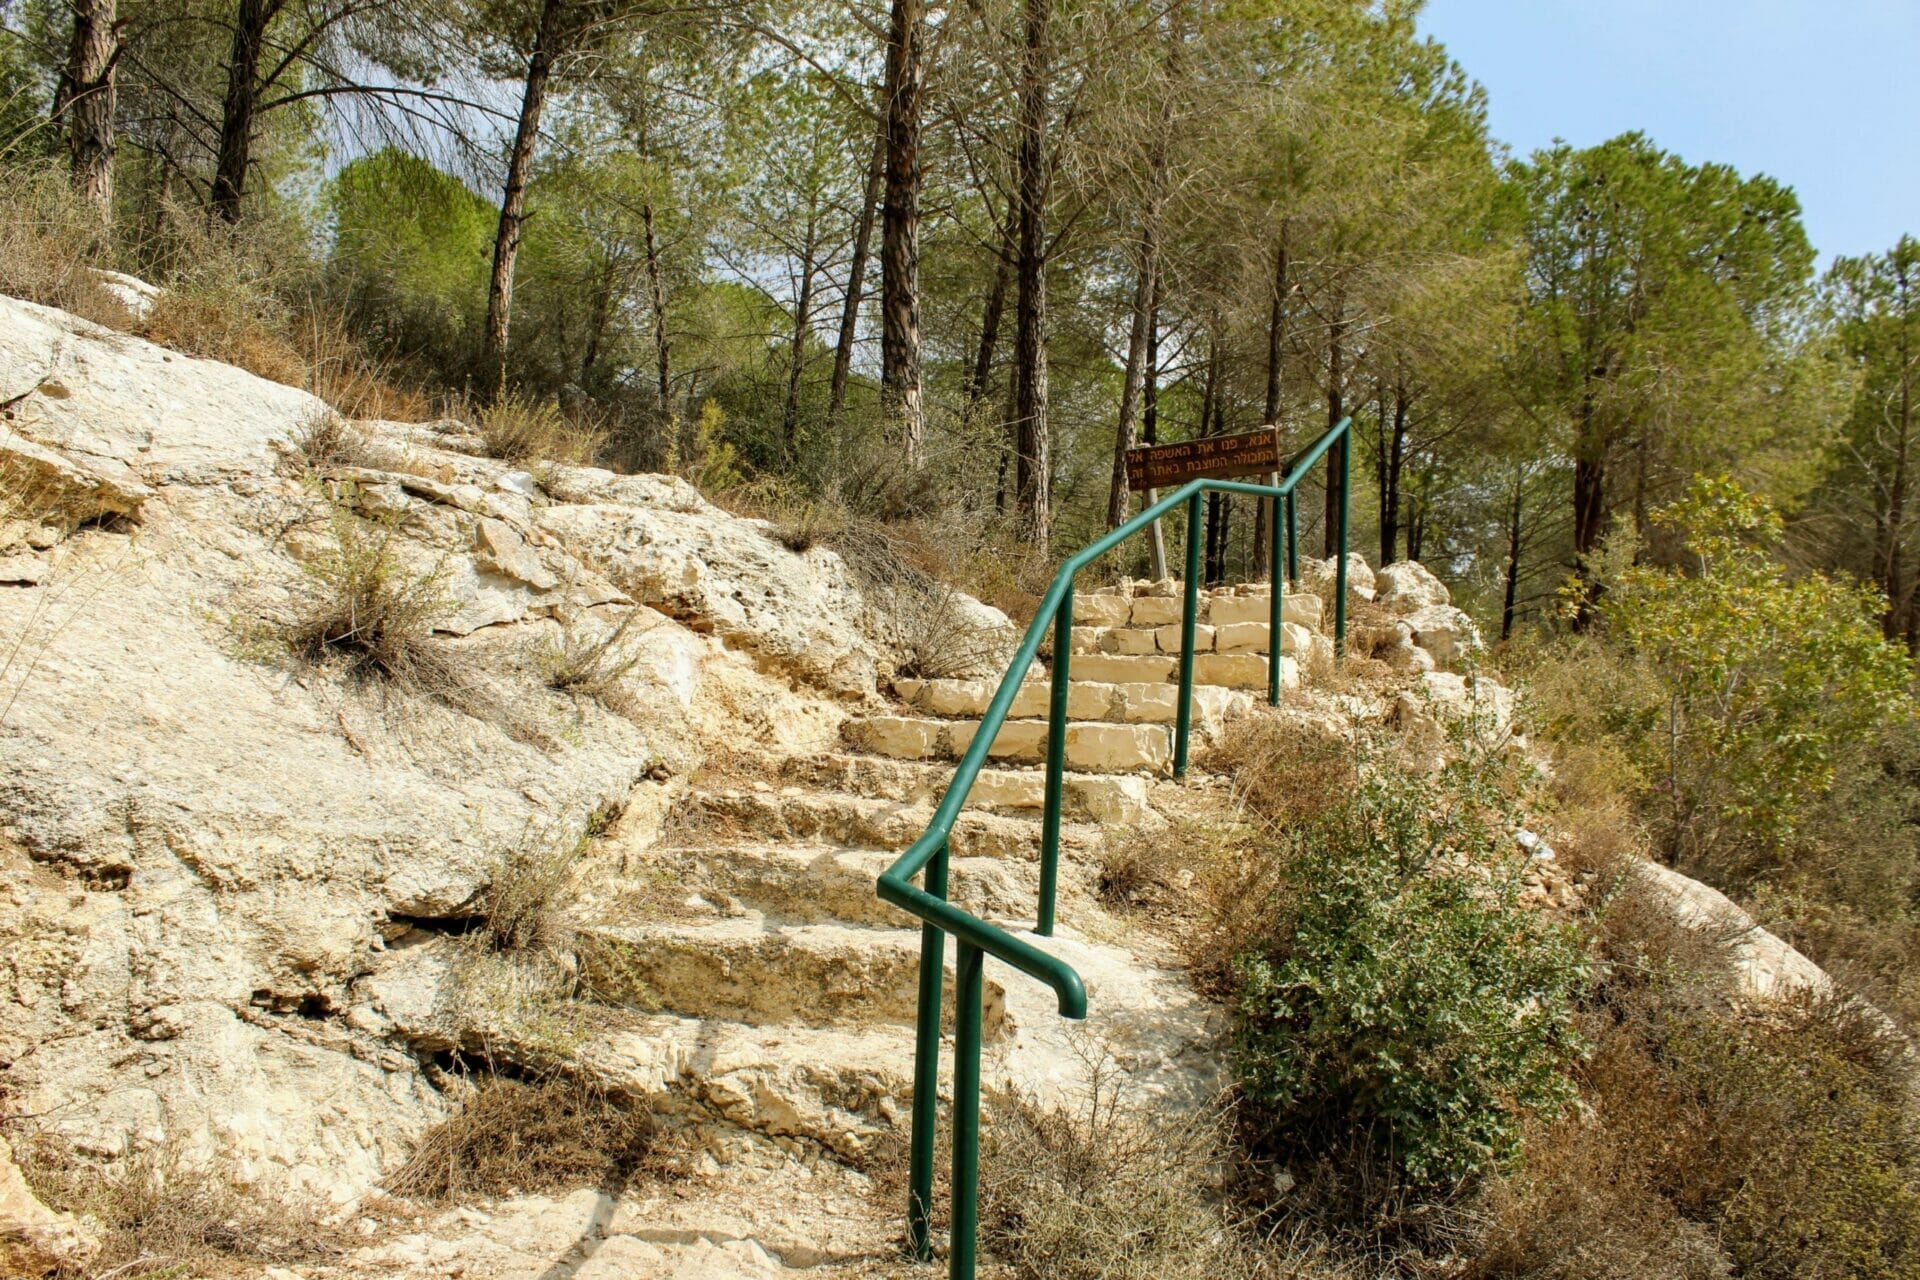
[
  {"left": 1232, "top": 757, "right": 1587, "bottom": 1184},
  {"left": 1593, "top": 476, "right": 1913, "bottom": 879}
]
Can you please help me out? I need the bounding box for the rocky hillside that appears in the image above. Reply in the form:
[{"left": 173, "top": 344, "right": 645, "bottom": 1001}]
[{"left": 0, "top": 291, "right": 1838, "bottom": 1278}]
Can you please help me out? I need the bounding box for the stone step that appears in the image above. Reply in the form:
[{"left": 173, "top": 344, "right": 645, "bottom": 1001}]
[
  {"left": 651, "top": 842, "right": 1036, "bottom": 930},
  {"left": 368, "top": 941, "right": 916, "bottom": 1163},
  {"left": 893, "top": 677, "right": 1252, "bottom": 728},
  {"left": 1040, "top": 651, "right": 1300, "bottom": 692},
  {"left": 1067, "top": 586, "right": 1324, "bottom": 631},
  {"left": 845, "top": 715, "right": 1175, "bottom": 774},
  {"left": 1059, "top": 619, "right": 1318, "bottom": 657},
  {"left": 682, "top": 788, "right": 1090, "bottom": 861},
  {"left": 577, "top": 918, "right": 1009, "bottom": 1038},
  {"left": 776, "top": 752, "right": 1156, "bottom": 825}
]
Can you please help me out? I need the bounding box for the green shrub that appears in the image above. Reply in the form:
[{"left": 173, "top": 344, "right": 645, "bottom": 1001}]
[
  {"left": 1593, "top": 476, "right": 1914, "bottom": 880},
  {"left": 1232, "top": 757, "right": 1587, "bottom": 1184}
]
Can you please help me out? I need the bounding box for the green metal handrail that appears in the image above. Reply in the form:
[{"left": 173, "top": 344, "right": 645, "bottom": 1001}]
[{"left": 875, "top": 416, "right": 1352, "bottom": 1278}]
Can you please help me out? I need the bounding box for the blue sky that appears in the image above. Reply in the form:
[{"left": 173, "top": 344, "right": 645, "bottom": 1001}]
[{"left": 1418, "top": 0, "right": 1920, "bottom": 266}]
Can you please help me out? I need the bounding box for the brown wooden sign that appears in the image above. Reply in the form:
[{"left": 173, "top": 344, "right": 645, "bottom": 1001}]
[{"left": 1125, "top": 427, "right": 1282, "bottom": 490}]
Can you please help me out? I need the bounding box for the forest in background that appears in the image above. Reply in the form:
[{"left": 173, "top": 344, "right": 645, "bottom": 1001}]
[{"left": 4, "top": 0, "right": 1915, "bottom": 641}]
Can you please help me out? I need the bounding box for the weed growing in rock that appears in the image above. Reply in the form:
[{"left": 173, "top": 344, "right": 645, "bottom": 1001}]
[
  {"left": 388, "top": 1074, "right": 658, "bottom": 1202},
  {"left": 474, "top": 393, "right": 604, "bottom": 465},
  {"left": 14, "top": 1133, "right": 339, "bottom": 1277},
  {"left": 287, "top": 505, "right": 453, "bottom": 681},
  {"left": 979, "top": 1051, "right": 1257, "bottom": 1280},
  {"left": 290, "top": 411, "right": 425, "bottom": 476},
  {"left": 535, "top": 608, "right": 655, "bottom": 709}
]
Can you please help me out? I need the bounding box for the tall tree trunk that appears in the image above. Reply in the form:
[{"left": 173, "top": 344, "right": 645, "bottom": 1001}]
[
  {"left": 641, "top": 197, "right": 673, "bottom": 432},
  {"left": 483, "top": 0, "right": 564, "bottom": 398},
  {"left": 829, "top": 118, "right": 886, "bottom": 430},
  {"left": 1382, "top": 379, "right": 1407, "bottom": 564},
  {"left": 1143, "top": 281, "right": 1166, "bottom": 577},
  {"left": 1407, "top": 492, "right": 1427, "bottom": 562},
  {"left": 63, "top": 0, "right": 117, "bottom": 223},
  {"left": 1322, "top": 288, "right": 1346, "bottom": 557},
  {"left": 966, "top": 198, "right": 1016, "bottom": 414},
  {"left": 579, "top": 263, "right": 614, "bottom": 386},
  {"left": 880, "top": 0, "right": 926, "bottom": 463},
  {"left": 1106, "top": 211, "right": 1159, "bottom": 529},
  {"left": 211, "top": 0, "right": 278, "bottom": 224},
  {"left": 1200, "top": 335, "right": 1223, "bottom": 583},
  {"left": 1501, "top": 473, "right": 1524, "bottom": 640},
  {"left": 781, "top": 217, "right": 820, "bottom": 460},
  {"left": 1254, "top": 230, "right": 1289, "bottom": 579},
  {"left": 1011, "top": 0, "right": 1052, "bottom": 551}
]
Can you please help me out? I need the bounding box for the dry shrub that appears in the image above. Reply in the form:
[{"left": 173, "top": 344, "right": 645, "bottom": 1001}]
[
  {"left": 15, "top": 1133, "right": 338, "bottom": 1278},
  {"left": 1472, "top": 1115, "right": 1732, "bottom": 1280},
  {"left": 475, "top": 394, "right": 605, "bottom": 466},
  {"left": 387, "top": 1074, "right": 657, "bottom": 1202},
  {"left": 535, "top": 608, "right": 655, "bottom": 708},
  {"left": 824, "top": 513, "right": 1014, "bottom": 679},
  {"left": 0, "top": 161, "right": 132, "bottom": 328},
  {"left": 1095, "top": 832, "right": 1159, "bottom": 909},
  {"left": 286, "top": 507, "right": 452, "bottom": 682},
  {"left": 1204, "top": 711, "right": 1356, "bottom": 834},
  {"left": 289, "top": 412, "right": 423, "bottom": 476},
  {"left": 292, "top": 308, "right": 432, "bottom": 421},
  {"left": 480, "top": 831, "right": 582, "bottom": 959},
  {"left": 979, "top": 1055, "right": 1256, "bottom": 1280}
]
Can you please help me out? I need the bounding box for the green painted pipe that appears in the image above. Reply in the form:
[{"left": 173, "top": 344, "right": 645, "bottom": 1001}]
[
  {"left": 1038, "top": 584, "right": 1072, "bottom": 936},
  {"left": 950, "top": 942, "right": 985, "bottom": 1280},
  {"left": 1173, "top": 491, "right": 1203, "bottom": 778},
  {"left": 905, "top": 843, "right": 948, "bottom": 1261}
]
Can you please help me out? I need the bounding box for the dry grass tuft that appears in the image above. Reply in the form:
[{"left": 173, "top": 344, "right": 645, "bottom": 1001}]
[
  {"left": 289, "top": 412, "right": 426, "bottom": 476},
  {"left": 286, "top": 508, "right": 452, "bottom": 682},
  {"left": 1204, "top": 711, "right": 1357, "bottom": 834},
  {"left": 479, "top": 831, "right": 582, "bottom": 959},
  {"left": 979, "top": 1053, "right": 1258, "bottom": 1280},
  {"left": 15, "top": 1132, "right": 340, "bottom": 1278},
  {"left": 535, "top": 609, "right": 655, "bottom": 708},
  {"left": 387, "top": 1074, "right": 658, "bottom": 1202},
  {"left": 475, "top": 395, "right": 605, "bottom": 466},
  {"left": 0, "top": 162, "right": 133, "bottom": 328}
]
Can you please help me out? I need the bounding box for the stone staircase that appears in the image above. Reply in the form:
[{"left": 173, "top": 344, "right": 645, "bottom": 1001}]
[{"left": 368, "top": 579, "right": 1326, "bottom": 1265}]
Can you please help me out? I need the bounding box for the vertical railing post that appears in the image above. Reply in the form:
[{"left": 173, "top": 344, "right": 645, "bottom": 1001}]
[
  {"left": 1335, "top": 424, "right": 1351, "bottom": 659},
  {"left": 906, "top": 843, "right": 949, "bottom": 1261},
  {"left": 1039, "top": 586, "right": 1072, "bottom": 936},
  {"left": 949, "top": 942, "right": 986, "bottom": 1280},
  {"left": 1174, "top": 489, "right": 1203, "bottom": 778},
  {"left": 1284, "top": 490, "right": 1299, "bottom": 587},
  {"left": 1268, "top": 494, "right": 1285, "bottom": 707}
]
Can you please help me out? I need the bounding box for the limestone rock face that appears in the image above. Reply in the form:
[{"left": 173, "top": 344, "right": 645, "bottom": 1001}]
[
  {"left": 1301, "top": 552, "right": 1376, "bottom": 605},
  {"left": 0, "top": 1135, "right": 98, "bottom": 1276},
  {"left": 0, "top": 293, "right": 935, "bottom": 1204},
  {"left": 1374, "top": 560, "right": 1451, "bottom": 611},
  {"left": 1632, "top": 861, "right": 1833, "bottom": 1001}
]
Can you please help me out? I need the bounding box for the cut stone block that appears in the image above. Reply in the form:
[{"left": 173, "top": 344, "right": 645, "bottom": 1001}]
[
  {"left": 1214, "top": 622, "right": 1270, "bottom": 653},
  {"left": 947, "top": 718, "right": 1049, "bottom": 762},
  {"left": 1193, "top": 653, "right": 1282, "bottom": 690},
  {"left": 1070, "top": 654, "right": 1176, "bottom": 684},
  {"left": 1098, "top": 627, "right": 1160, "bottom": 656},
  {"left": 844, "top": 715, "right": 942, "bottom": 760},
  {"left": 1152, "top": 624, "right": 1214, "bottom": 653},
  {"left": 1075, "top": 593, "right": 1134, "bottom": 628},
  {"left": 1064, "top": 723, "right": 1172, "bottom": 772},
  {"left": 1129, "top": 596, "right": 1186, "bottom": 627}
]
